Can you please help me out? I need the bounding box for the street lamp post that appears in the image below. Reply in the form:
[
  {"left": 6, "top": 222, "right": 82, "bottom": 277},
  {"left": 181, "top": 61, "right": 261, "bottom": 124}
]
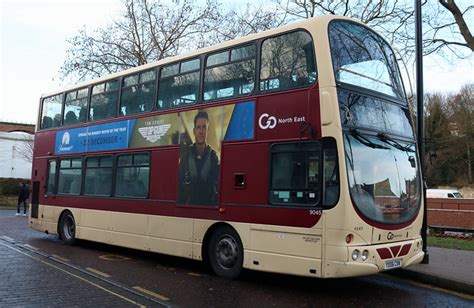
[{"left": 415, "top": 0, "right": 429, "bottom": 264}]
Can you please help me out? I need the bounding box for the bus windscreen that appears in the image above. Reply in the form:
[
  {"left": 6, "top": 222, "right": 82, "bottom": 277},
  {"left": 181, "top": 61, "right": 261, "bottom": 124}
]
[{"left": 329, "top": 20, "right": 405, "bottom": 100}]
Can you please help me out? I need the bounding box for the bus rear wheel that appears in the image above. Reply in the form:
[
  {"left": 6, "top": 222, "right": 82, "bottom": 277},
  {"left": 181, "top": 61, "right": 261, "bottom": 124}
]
[
  {"left": 208, "top": 226, "right": 243, "bottom": 279},
  {"left": 59, "top": 211, "right": 76, "bottom": 245}
]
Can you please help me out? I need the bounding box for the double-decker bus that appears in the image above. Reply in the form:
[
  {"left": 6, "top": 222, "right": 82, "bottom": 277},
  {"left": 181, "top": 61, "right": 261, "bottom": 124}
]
[{"left": 30, "top": 16, "right": 424, "bottom": 279}]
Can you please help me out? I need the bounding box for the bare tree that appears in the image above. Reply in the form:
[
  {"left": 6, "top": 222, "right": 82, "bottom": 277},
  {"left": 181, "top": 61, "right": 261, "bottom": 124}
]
[
  {"left": 278, "top": 1, "right": 473, "bottom": 60},
  {"left": 283, "top": 0, "right": 413, "bottom": 24},
  {"left": 275, "top": 0, "right": 416, "bottom": 58},
  {"left": 14, "top": 133, "right": 34, "bottom": 163},
  {"left": 424, "top": 0, "right": 473, "bottom": 57},
  {"left": 60, "top": 0, "right": 220, "bottom": 82},
  {"left": 202, "top": 2, "right": 288, "bottom": 46},
  {"left": 60, "top": 0, "right": 471, "bottom": 85}
]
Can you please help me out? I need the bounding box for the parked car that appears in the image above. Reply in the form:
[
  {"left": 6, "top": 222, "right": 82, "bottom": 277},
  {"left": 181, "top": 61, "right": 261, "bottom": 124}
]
[{"left": 426, "top": 189, "right": 464, "bottom": 199}]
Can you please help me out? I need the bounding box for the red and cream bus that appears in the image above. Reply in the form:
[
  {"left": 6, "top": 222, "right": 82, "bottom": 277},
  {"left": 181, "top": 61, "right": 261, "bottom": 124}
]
[{"left": 30, "top": 16, "right": 424, "bottom": 279}]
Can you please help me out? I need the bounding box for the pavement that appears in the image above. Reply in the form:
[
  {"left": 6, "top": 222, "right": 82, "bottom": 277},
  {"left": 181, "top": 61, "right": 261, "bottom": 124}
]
[
  {"left": 392, "top": 247, "right": 474, "bottom": 296},
  {"left": 0, "top": 236, "right": 166, "bottom": 307}
]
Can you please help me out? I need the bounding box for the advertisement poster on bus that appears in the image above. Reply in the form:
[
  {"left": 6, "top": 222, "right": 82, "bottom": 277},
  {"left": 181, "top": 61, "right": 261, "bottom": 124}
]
[
  {"left": 54, "top": 101, "right": 254, "bottom": 207},
  {"left": 177, "top": 101, "right": 254, "bottom": 206},
  {"left": 55, "top": 101, "right": 254, "bottom": 153},
  {"left": 54, "top": 120, "right": 136, "bottom": 155},
  {"left": 129, "top": 113, "right": 180, "bottom": 148}
]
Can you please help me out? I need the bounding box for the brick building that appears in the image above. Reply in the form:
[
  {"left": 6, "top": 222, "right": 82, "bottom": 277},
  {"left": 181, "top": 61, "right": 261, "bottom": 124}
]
[{"left": 0, "top": 121, "right": 35, "bottom": 134}]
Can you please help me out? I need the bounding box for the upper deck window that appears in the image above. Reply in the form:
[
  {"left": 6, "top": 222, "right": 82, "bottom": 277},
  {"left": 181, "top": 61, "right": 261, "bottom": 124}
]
[
  {"left": 260, "top": 31, "right": 316, "bottom": 92},
  {"left": 121, "top": 70, "right": 156, "bottom": 116},
  {"left": 90, "top": 80, "right": 119, "bottom": 121},
  {"left": 158, "top": 58, "right": 200, "bottom": 109},
  {"left": 329, "top": 21, "right": 404, "bottom": 99},
  {"left": 204, "top": 44, "right": 256, "bottom": 101},
  {"left": 41, "top": 94, "right": 63, "bottom": 129},
  {"left": 64, "top": 88, "right": 88, "bottom": 126}
]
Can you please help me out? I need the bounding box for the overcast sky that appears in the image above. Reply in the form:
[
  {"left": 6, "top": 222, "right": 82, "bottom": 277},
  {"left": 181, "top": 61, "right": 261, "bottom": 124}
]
[{"left": 1, "top": 0, "right": 473, "bottom": 124}]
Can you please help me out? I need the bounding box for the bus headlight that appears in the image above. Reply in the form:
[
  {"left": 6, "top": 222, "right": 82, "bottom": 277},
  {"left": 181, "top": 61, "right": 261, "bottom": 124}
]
[
  {"left": 361, "top": 250, "right": 369, "bottom": 261},
  {"left": 351, "top": 249, "right": 360, "bottom": 261}
]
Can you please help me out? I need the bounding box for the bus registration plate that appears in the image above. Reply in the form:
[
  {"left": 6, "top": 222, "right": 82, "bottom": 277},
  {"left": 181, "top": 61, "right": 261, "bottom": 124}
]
[{"left": 384, "top": 259, "right": 401, "bottom": 270}]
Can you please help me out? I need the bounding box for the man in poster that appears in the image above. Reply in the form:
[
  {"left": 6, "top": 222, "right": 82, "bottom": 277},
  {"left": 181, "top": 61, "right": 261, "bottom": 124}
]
[{"left": 178, "top": 111, "right": 219, "bottom": 205}]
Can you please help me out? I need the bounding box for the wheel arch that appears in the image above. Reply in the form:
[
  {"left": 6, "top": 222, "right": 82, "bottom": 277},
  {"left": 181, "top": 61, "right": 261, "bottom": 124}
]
[
  {"left": 57, "top": 209, "right": 74, "bottom": 238},
  {"left": 201, "top": 222, "right": 238, "bottom": 266}
]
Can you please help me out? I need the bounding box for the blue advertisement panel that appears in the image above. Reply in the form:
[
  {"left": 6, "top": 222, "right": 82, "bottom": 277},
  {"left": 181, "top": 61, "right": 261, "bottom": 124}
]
[
  {"left": 224, "top": 101, "right": 255, "bottom": 141},
  {"left": 55, "top": 120, "right": 135, "bottom": 155},
  {"left": 54, "top": 101, "right": 255, "bottom": 156}
]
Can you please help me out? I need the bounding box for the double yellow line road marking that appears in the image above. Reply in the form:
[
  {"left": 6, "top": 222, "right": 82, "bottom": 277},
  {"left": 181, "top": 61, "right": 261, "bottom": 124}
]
[
  {"left": 0, "top": 237, "right": 171, "bottom": 307},
  {"left": 0, "top": 241, "right": 147, "bottom": 307}
]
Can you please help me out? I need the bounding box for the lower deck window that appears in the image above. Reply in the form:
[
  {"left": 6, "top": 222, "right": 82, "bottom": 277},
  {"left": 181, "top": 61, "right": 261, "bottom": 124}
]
[
  {"left": 46, "top": 160, "right": 57, "bottom": 194},
  {"left": 115, "top": 153, "right": 150, "bottom": 198},
  {"left": 270, "top": 142, "right": 320, "bottom": 205},
  {"left": 47, "top": 152, "right": 150, "bottom": 199},
  {"left": 57, "top": 158, "right": 82, "bottom": 195},
  {"left": 323, "top": 140, "right": 340, "bottom": 208},
  {"left": 84, "top": 156, "right": 113, "bottom": 196}
]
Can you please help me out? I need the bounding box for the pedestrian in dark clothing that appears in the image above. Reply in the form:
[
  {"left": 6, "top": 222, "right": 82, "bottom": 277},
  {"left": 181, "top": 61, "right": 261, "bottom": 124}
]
[{"left": 17, "top": 181, "right": 29, "bottom": 216}]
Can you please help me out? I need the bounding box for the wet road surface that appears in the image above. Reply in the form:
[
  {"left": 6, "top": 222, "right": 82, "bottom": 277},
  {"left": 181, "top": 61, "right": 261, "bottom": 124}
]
[{"left": 0, "top": 209, "right": 472, "bottom": 307}]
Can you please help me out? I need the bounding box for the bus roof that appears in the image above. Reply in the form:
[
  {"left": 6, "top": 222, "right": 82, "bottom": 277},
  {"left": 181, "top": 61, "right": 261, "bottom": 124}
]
[{"left": 41, "top": 15, "right": 356, "bottom": 98}]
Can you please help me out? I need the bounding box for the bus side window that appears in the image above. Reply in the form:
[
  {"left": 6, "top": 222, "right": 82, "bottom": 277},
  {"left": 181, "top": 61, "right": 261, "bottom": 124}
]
[
  {"left": 41, "top": 94, "right": 63, "bottom": 129},
  {"left": 260, "top": 31, "right": 317, "bottom": 92},
  {"left": 90, "top": 80, "right": 119, "bottom": 121},
  {"left": 203, "top": 45, "right": 256, "bottom": 101},
  {"left": 121, "top": 70, "right": 156, "bottom": 116},
  {"left": 158, "top": 59, "right": 200, "bottom": 109},
  {"left": 57, "top": 158, "right": 82, "bottom": 195},
  {"left": 115, "top": 153, "right": 150, "bottom": 198},
  {"left": 269, "top": 142, "right": 321, "bottom": 206},
  {"left": 46, "top": 159, "right": 57, "bottom": 194},
  {"left": 84, "top": 156, "right": 113, "bottom": 196},
  {"left": 64, "top": 88, "right": 88, "bottom": 126},
  {"left": 322, "top": 138, "right": 340, "bottom": 208}
]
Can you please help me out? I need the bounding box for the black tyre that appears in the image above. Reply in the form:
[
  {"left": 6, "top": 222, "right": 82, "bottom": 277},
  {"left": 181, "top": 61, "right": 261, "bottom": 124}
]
[
  {"left": 59, "top": 211, "right": 76, "bottom": 245},
  {"left": 208, "top": 226, "right": 243, "bottom": 279}
]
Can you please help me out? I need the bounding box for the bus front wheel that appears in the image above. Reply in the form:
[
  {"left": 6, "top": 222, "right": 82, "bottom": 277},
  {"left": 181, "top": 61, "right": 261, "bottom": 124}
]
[
  {"left": 208, "top": 226, "right": 243, "bottom": 279},
  {"left": 59, "top": 211, "right": 76, "bottom": 245}
]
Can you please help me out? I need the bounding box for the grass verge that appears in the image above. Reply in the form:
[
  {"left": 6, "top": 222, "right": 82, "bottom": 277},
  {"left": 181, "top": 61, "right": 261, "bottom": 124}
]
[
  {"left": 0, "top": 195, "right": 17, "bottom": 208},
  {"left": 428, "top": 235, "right": 474, "bottom": 251}
]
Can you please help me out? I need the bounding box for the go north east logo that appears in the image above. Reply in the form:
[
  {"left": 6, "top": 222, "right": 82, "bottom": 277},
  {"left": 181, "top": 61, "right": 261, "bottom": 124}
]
[
  {"left": 58, "top": 131, "right": 73, "bottom": 152},
  {"left": 138, "top": 124, "right": 171, "bottom": 143}
]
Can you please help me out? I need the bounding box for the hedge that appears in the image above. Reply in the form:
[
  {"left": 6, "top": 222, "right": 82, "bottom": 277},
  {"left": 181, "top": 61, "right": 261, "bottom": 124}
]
[{"left": 0, "top": 178, "right": 30, "bottom": 196}]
